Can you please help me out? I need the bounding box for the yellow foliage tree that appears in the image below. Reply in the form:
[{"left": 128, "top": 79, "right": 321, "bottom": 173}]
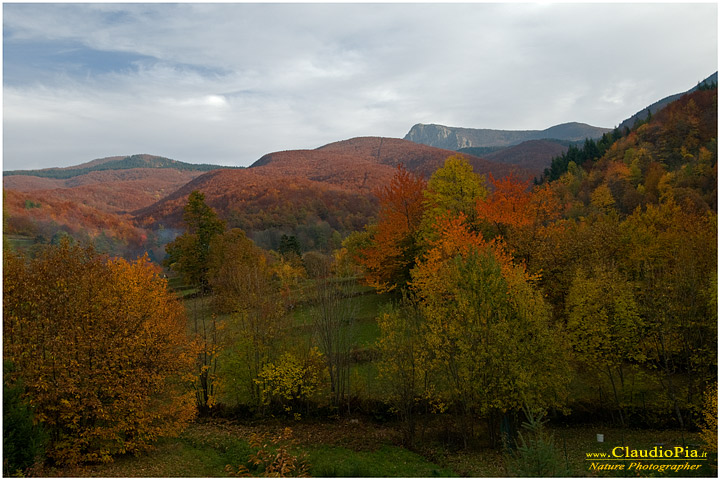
[
  {"left": 411, "top": 215, "right": 569, "bottom": 447},
  {"left": 3, "top": 242, "right": 196, "bottom": 465},
  {"left": 422, "top": 155, "right": 488, "bottom": 239}
]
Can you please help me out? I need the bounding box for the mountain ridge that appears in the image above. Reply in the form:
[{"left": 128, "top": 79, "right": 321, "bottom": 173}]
[
  {"left": 404, "top": 122, "right": 612, "bottom": 151},
  {"left": 136, "top": 136, "right": 534, "bottom": 231},
  {"left": 4, "top": 154, "right": 233, "bottom": 179}
]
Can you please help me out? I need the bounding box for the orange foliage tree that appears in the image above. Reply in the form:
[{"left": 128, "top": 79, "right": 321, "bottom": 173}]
[
  {"left": 358, "top": 164, "right": 426, "bottom": 291},
  {"left": 476, "top": 173, "right": 562, "bottom": 266},
  {"left": 3, "top": 242, "right": 196, "bottom": 465}
]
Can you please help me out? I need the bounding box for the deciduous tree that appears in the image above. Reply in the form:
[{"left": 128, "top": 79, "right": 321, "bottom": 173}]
[
  {"left": 208, "top": 229, "right": 286, "bottom": 407},
  {"left": 422, "top": 155, "right": 488, "bottom": 237},
  {"left": 3, "top": 242, "right": 196, "bottom": 464},
  {"left": 411, "top": 215, "right": 569, "bottom": 447},
  {"left": 359, "top": 164, "right": 426, "bottom": 291}
]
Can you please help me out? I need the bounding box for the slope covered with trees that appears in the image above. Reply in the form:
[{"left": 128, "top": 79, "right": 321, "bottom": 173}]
[{"left": 134, "top": 138, "right": 530, "bottom": 252}]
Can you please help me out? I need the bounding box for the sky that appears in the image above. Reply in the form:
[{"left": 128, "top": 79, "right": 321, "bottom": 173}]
[{"left": 3, "top": 2, "right": 718, "bottom": 170}]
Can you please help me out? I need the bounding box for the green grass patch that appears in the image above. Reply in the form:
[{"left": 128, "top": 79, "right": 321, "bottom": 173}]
[
  {"left": 307, "top": 444, "right": 456, "bottom": 477},
  {"left": 4, "top": 234, "right": 37, "bottom": 252},
  {"left": 40, "top": 422, "right": 253, "bottom": 477}
]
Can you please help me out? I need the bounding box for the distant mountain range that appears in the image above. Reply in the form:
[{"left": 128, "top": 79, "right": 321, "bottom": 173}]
[
  {"left": 403, "top": 122, "right": 612, "bottom": 151},
  {"left": 135, "top": 137, "right": 534, "bottom": 230}
]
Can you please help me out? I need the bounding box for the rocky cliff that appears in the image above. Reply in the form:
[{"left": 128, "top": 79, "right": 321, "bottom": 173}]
[{"left": 404, "top": 122, "right": 611, "bottom": 150}]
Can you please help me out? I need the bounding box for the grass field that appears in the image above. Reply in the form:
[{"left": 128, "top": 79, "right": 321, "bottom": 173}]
[{"left": 36, "top": 418, "right": 714, "bottom": 477}]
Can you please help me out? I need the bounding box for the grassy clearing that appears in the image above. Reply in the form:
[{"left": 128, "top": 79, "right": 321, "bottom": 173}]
[
  {"left": 36, "top": 422, "right": 253, "bottom": 477},
  {"left": 40, "top": 419, "right": 455, "bottom": 477},
  {"left": 307, "top": 444, "right": 455, "bottom": 477}
]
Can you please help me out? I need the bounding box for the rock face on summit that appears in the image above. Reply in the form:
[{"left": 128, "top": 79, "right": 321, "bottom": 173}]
[{"left": 404, "top": 122, "right": 612, "bottom": 150}]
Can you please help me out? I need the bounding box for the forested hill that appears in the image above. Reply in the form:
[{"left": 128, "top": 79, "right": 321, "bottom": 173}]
[
  {"left": 618, "top": 71, "right": 717, "bottom": 131},
  {"left": 132, "top": 137, "right": 532, "bottom": 250},
  {"left": 4, "top": 154, "right": 232, "bottom": 179},
  {"left": 546, "top": 86, "right": 717, "bottom": 214}
]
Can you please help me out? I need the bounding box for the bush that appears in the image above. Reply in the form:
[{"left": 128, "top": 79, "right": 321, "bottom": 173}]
[{"left": 225, "top": 428, "right": 309, "bottom": 477}]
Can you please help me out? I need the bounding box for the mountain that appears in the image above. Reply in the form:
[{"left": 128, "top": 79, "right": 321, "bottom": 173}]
[
  {"left": 404, "top": 122, "right": 612, "bottom": 151},
  {"left": 134, "top": 137, "right": 532, "bottom": 251},
  {"left": 4, "top": 153, "right": 231, "bottom": 179},
  {"left": 3, "top": 154, "right": 232, "bottom": 214},
  {"left": 618, "top": 71, "right": 717, "bottom": 131},
  {"left": 3, "top": 154, "right": 235, "bottom": 259},
  {"left": 477, "top": 139, "right": 570, "bottom": 174}
]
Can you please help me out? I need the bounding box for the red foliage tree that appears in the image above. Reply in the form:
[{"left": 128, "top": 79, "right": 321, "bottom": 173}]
[{"left": 358, "top": 164, "right": 427, "bottom": 291}]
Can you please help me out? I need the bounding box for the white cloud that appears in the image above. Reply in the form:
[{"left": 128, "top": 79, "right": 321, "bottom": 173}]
[{"left": 3, "top": 3, "right": 717, "bottom": 170}]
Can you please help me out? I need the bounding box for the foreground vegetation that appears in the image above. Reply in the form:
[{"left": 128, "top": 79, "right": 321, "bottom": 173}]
[{"left": 27, "top": 418, "right": 714, "bottom": 477}]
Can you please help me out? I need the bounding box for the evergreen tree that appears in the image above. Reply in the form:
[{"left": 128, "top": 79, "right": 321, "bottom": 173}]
[{"left": 164, "top": 191, "right": 226, "bottom": 290}]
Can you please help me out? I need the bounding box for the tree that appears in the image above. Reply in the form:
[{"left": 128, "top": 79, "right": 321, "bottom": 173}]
[
  {"left": 376, "top": 294, "right": 430, "bottom": 446},
  {"left": 278, "top": 234, "right": 302, "bottom": 259},
  {"left": 185, "top": 293, "right": 222, "bottom": 414},
  {"left": 3, "top": 242, "right": 196, "bottom": 464},
  {"left": 566, "top": 265, "right": 644, "bottom": 425},
  {"left": 476, "top": 173, "right": 562, "bottom": 267},
  {"left": 208, "top": 229, "right": 287, "bottom": 407},
  {"left": 619, "top": 200, "right": 717, "bottom": 428},
  {"left": 359, "top": 164, "right": 427, "bottom": 292},
  {"left": 164, "top": 190, "right": 226, "bottom": 291},
  {"left": 423, "top": 155, "right": 488, "bottom": 236},
  {"left": 699, "top": 382, "right": 718, "bottom": 452},
  {"left": 312, "top": 274, "right": 358, "bottom": 410},
  {"left": 411, "top": 215, "right": 569, "bottom": 447},
  {"left": 3, "top": 362, "right": 47, "bottom": 476}
]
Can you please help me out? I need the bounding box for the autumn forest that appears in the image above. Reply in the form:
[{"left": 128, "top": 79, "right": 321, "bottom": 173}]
[{"left": 3, "top": 85, "right": 718, "bottom": 477}]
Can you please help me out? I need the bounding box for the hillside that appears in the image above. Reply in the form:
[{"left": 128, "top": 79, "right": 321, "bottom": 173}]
[
  {"left": 461, "top": 139, "right": 570, "bottom": 175},
  {"left": 3, "top": 154, "right": 233, "bottom": 214},
  {"left": 135, "top": 137, "right": 529, "bottom": 251},
  {"left": 312, "top": 136, "right": 531, "bottom": 179},
  {"left": 618, "top": 71, "right": 717, "bottom": 131},
  {"left": 3, "top": 154, "right": 234, "bottom": 259},
  {"left": 404, "top": 122, "right": 611, "bottom": 150},
  {"left": 4, "top": 154, "right": 230, "bottom": 179},
  {"left": 556, "top": 87, "right": 717, "bottom": 215}
]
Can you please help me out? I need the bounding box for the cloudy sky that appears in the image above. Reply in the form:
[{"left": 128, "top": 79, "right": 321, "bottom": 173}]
[{"left": 3, "top": 3, "right": 717, "bottom": 170}]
